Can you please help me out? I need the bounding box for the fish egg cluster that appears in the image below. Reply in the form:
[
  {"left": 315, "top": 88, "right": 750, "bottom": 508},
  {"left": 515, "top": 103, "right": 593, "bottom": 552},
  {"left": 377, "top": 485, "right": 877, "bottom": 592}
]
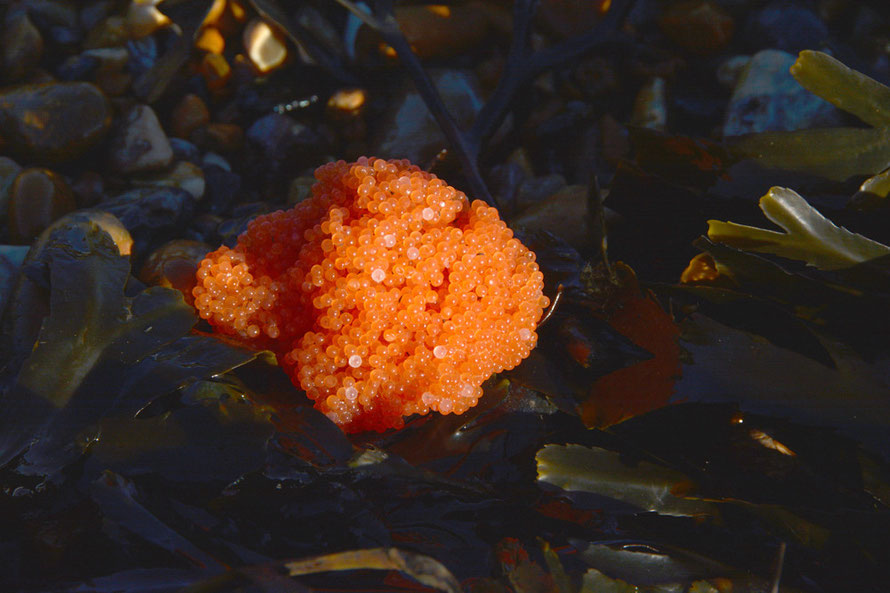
[{"left": 193, "top": 157, "right": 549, "bottom": 432}]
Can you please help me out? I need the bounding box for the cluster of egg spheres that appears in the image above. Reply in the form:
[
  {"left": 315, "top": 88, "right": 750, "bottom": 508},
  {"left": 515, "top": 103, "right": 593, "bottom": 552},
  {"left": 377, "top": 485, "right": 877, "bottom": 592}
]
[{"left": 194, "top": 157, "right": 549, "bottom": 432}]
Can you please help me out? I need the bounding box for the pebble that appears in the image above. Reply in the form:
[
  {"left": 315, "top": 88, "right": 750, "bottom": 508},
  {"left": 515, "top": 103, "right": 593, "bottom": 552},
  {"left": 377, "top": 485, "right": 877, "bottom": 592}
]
[
  {"left": 171, "top": 93, "right": 211, "bottom": 139},
  {"left": 203, "top": 165, "right": 242, "bottom": 214},
  {"left": 100, "top": 186, "right": 197, "bottom": 258},
  {"left": 81, "top": 1, "right": 115, "bottom": 32},
  {"left": 32, "top": 210, "right": 133, "bottom": 257},
  {"left": 716, "top": 55, "right": 751, "bottom": 88},
  {"left": 243, "top": 18, "right": 288, "bottom": 74},
  {"left": 47, "top": 25, "right": 82, "bottom": 49},
  {"left": 0, "top": 245, "right": 30, "bottom": 316},
  {"left": 86, "top": 46, "right": 133, "bottom": 95},
  {"left": 200, "top": 52, "right": 231, "bottom": 92},
  {"left": 84, "top": 47, "right": 131, "bottom": 72},
  {"left": 29, "top": 3, "right": 82, "bottom": 50},
  {"left": 57, "top": 53, "right": 101, "bottom": 81},
  {"left": 71, "top": 170, "right": 105, "bottom": 208},
  {"left": 247, "top": 113, "right": 309, "bottom": 156},
  {"left": 488, "top": 161, "right": 528, "bottom": 214},
  {"left": 126, "top": 36, "right": 158, "bottom": 79},
  {"left": 631, "top": 77, "right": 668, "bottom": 131},
  {"left": 7, "top": 168, "right": 77, "bottom": 244},
  {"left": 515, "top": 174, "right": 567, "bottom": 213},
  {"left": 327, "top": 88, "right": 367, "bottom": 120},
  {"left": 245, "top": 114, "right": 325, "bottom": 191},
  {"left": 125, "top": 1, "right": 171, "bottom": 39},
  {"left": 388, "top": 3, "right": 504, "bottom": 59},
  {"left": 85, "top": 15, "right": 128, "bottom": 49},
  {"left": 202, "top": 0, "right": 228, "bottom": 27},
  {"left": 743, "top": 2, "right": 828, "bottom": 54},
  {"left": 202, "top": 152, "right": 231, "bottom": 171},
  {"left": 0, "top": 245, "right": 28, "bottom": 268},
  {"left": 25, "top": 1, "right": 80, "bottom": 27},
  {"left": 135, "top": 161, "right": 206, "bottom": 200},
  {"left": 529, "top": 101, "right": 593, "bottom": 180},
  {"left": 659, "top": 0, "right": 734, "bottom": 54},
  {"left": 2, "top": 8, "right": 44, "bottom": 83},
  {"left": 169, "top": 137, "right": 202, "bottom": 163},
  {"left": 138, "top": 239, "right": 211, "bottom": 303},
  {"left": 196, "top": 26, "right": 225, "bottom": 54},
  {"left": 539, "top": 0, "right": 607, "bottom": 38},
  {"left": 57, "top": 46, "right": 130, "bottom": 86},
  {"left": 191, "top": 212, "right": 223, "bottom": 245},
  {"left": 191, "top": 122, "right": 244, "bottom": 153},
  {"left": 511, "top": 185, "right": 591, "bottom": 251},
  {"left": 723, "top": 49, "right": 842, "bottom": 137},
  {"left": 295, "top": 5, "right": 340, "bottom": 57},
  {"left": 0, "top": 157, "right": 23, "bottom": 226},
  {"left": 108, "top": 103, "right": 174, "bottom": 173},
  {"left": 375, "top": 70, "right": 483, "bottom": 164},
  {"left": 0, "top": 82, "right": 111, "bottom": 163}
]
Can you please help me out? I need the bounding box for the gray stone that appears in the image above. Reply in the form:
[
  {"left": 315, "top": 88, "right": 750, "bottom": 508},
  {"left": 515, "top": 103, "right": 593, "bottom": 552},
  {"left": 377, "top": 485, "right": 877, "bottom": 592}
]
[
  {"left": 108, "top": 103, "right": 173, "bottom": 173},
  {"left": 203, "top": 165, "right": 242, "bottom": 214},
  {"left": 2, "top": 9, "right": 43, "bottom": 83},
  {"left": 100, "top": 186, "right": 196, "bottom": 258},
  {"left": 169, "top": 137, "right": 201, "bottom": 163},
  {"left": 0, "top": 245, "right": 30, "bottom": 316},
  {"left": 202, "top": 152, "right": 231, "bottom": 172},
  {"left": 516, "top": 175, "right": 566, "bottom": 212},
  {"left": 246, "top": 113, "right": 321, "bottom": 158},
  {"left": 723, "top": 49, "right": 842, "bottom": 137},
  {"left": 7, "top": 168, "right": 77, "bottom": 244},
  {"left": 716, "top": 55, "right": 751, "bottom": 88},
  {"left": 134, "top": 161, "right": 206, "bottom": 200},
  {"left": 26, "top": 1, "right": 80, "bottom": 27},
  {"left": 0, "top": 157, "right": 23, "bottom": 227},
  {"left": 83, "top": 47, "right": 130, "bottom": 72},
  {"left": 0, "top": 82, "right": 111, "bottom": 163},
  {"left": 375, "top": 70, "right": 483, "bottom": 164},
  {"left": 245, "top": 114, "right": 326, "bottom": 195},
  {"left": 743, "top": 2, "right": 828, "bottom": 54}
]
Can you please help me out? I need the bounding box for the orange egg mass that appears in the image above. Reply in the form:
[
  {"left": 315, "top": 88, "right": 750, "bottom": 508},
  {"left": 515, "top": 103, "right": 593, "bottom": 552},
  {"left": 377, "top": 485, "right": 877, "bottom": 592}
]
[{"left": 193, "top": 157, "right": 549, "bottom": 432}]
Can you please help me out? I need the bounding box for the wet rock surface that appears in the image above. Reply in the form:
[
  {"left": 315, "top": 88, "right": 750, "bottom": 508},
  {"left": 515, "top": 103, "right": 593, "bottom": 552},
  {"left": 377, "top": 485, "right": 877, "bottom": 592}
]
[
  {"left": 375, "top": 69, "right": 484, "bottom": 164},
  {"left": 723, "top": 49, "right": 842, "bottom": 136},
  {"left": 100, "top": 186, "right": 196, "bottom": 258},
  {"left": 138, "top": 238, "right": 211, "bottom": 302},
  {"left": 107, "top": 103, "right": 173, "bottom": 173},
  {"left": 743, "top": 1, "right": 829, "bottom": 53},
  {"left": 0, "top": 82, "right": 111, "bottom": 163},
  {"left": 7, "top": 167, "right": 76, "bottom": 244},
  {"left": 0, "top": 157, "right": 23, "bottom": 226},
  {"left": 2, "top": 8, "right": 44, "bottom": 83}
]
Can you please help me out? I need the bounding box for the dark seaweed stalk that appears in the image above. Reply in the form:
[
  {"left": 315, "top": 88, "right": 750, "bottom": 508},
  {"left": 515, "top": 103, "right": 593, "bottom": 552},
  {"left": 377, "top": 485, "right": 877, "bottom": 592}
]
[{"left": 334, "top": 0, "right": 636, "bottom": 205}]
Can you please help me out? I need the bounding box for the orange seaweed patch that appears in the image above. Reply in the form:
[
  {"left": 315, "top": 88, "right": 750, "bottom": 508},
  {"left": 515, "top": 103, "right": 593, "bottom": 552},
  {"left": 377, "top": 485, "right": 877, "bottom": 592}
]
[
  {"left": 194, "top": 158, "right": 548, "bottom": 432},
  {"left": 580, "top": 264, "right": 681, "bottom": 428}
]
